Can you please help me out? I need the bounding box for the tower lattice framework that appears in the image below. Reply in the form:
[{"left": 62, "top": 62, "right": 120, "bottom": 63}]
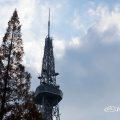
[{"left": 35, "top": 9, "right": 63, "bottom": 120}]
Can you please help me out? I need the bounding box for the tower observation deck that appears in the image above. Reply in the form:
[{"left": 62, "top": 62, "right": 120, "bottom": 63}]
[{"left": 34, "top": 9, "right": 63, "bottom": 120}]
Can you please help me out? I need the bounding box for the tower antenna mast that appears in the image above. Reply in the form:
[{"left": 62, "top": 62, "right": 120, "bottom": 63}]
[{"left": 48, "top": 8, "right": 50, "bottom": 38}]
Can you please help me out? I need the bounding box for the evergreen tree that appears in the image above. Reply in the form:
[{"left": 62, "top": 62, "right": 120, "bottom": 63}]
[{"left": 0, "top": 10, "right": 42, "bottom": 120}]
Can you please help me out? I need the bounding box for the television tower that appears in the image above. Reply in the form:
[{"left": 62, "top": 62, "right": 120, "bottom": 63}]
[{"left": 34, "top": 9, "right": 63, "bottom": 120}]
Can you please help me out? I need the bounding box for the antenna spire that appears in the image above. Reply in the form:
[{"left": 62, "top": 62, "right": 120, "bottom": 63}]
[{"left": 48, "top": 8, "right": 50, "bottom": 37}]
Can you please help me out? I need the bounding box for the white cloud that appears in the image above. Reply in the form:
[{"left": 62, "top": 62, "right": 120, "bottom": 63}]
[
  {"left": 86, "top": 4, "right": 120, "bottom": 44},
  {"left": 72, "top": 10, "right": 86, "bottom": 34},
  {"left": 53, "top": 38, "right": 65, "bottom": 58},
  {"left": 18, "top": 0, "right": 36, "bottom": 30},
  {"left": 68, "top": 37, "right": 81, "bottom": 48},
  {"left": 88, "top": 5, "right": 120, "bottom": 32},
  {"left": 72, "top": 13, "right": 82, "bottom": 30},
  {"left": 53, "top": 36, "right": 82, "bottom": 58},
  {"left": 23, "top": 40, "right": 44, "bottom": 73}
]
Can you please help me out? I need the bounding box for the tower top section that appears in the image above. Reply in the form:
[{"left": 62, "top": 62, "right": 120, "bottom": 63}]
[{"left": 38, "top": 9, "right": 59, "bottom": 86}]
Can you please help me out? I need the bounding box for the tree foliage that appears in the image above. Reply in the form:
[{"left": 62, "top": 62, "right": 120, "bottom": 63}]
[{"left": 0, "top": 10, "right": 42, "bottom": 120}]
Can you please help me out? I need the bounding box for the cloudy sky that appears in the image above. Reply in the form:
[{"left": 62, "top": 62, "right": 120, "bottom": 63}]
[{"left": 1, "top": 0, "right": 120, "bottom": 120}]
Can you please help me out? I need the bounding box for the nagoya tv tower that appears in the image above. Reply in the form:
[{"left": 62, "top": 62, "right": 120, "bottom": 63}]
[{"left": 35, "top": 9, "right": 63, "bottom": 120}]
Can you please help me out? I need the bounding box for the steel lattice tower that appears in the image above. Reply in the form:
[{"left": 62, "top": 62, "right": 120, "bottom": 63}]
[{"left": 35, "top": 9, "right": 63, "bottom": 120}]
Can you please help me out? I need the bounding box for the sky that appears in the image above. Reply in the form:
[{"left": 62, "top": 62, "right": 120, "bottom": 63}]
[{"left": 0, "top": 0, "right": 120, "bottom": 120}]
